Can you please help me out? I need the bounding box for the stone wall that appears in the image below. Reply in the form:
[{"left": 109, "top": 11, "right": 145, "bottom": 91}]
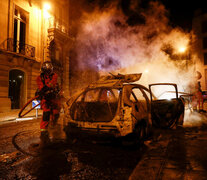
[{"left": 0, "top": 50, "right": 40, "bottom": 112}]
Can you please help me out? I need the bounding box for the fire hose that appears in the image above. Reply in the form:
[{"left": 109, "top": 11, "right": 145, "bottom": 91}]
[
  {"left": 18, "top": 87, "right": 62, "bottom": 118},
  {"left": 18, "top": 95, "right": 41, "bottom": 118}
]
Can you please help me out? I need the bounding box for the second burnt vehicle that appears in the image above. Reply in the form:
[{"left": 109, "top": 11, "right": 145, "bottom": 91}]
[{"left": 63, "top": 74, "right": 184, "bottom": 143}]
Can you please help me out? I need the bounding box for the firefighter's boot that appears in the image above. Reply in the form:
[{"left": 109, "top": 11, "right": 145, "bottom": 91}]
[{"left": 39, "top": 131, "right": 51, "bottom": 148}]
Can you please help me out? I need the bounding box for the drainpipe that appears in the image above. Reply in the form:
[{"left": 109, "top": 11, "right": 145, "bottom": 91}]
[{"left": 7, "top": 0, "right": 11, "bottom": 41}]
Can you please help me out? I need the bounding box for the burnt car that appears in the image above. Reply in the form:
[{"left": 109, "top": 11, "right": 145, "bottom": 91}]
[{"left": 63, "top": 74, "right": 184, "bottom": 143}]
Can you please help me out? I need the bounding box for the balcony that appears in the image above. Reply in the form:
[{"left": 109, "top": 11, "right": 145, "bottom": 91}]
[
  {"left": 0, "top": 38, "right": 35, "bottom": 58},
  {"left": 48, "top": 17, "right": 69, "bottom": 35}
]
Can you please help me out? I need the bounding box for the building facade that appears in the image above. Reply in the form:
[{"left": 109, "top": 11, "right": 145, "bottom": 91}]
[
  {"left": 0, "top": 0, "right": 72, "bottom": 112},
  {"left": 192, "top": 9, "right": 207, "bottom": 90}
]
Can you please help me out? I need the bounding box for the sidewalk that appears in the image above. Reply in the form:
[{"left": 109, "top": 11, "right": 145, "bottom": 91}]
[{"left": 0, "top": 109, "right": 43, "bottom": 124}]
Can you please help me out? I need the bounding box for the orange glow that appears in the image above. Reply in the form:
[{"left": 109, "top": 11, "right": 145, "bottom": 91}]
[
  {"left": 43, "top": 3, "right": 51, "bottom": 11},
  {"left": 178, "top": 46, "right": 186, "bottom": 53},
  {"left": 144, "top": 69, "right": 149, "bottom": 73},
  {"left": 43, "top": 10, "right": 50, "bottom": 18},
  {"left": 43, "top": 2, "right": 51, "bottom": 19}
]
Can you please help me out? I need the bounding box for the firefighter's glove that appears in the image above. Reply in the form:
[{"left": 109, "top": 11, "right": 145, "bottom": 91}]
[{"left": 39, "top": 86, "right": 51, "bottom": 96}]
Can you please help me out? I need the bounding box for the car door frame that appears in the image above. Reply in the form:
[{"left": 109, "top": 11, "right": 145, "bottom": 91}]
[{"left": 149, "top": 83, "right": 184, "bottom": 128}]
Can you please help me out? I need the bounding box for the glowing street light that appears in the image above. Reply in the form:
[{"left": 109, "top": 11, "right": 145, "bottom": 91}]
[
  {"left": 43, "top": 2, "right": 51, "bottom": 19},
  {"left": 144, "top": 69, "right": 149, "bottom": 73},
  {"left": 178, "top": 46, "right": 186, "bottom": 53},
  {"left": 43, "top": 3, "right": 51, "bottom": 11},
  {"left": 176, "top": 45, "right": 191, "bottom": 69}
]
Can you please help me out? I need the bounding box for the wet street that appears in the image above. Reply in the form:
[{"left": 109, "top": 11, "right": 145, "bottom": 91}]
[
  {"left": 130, "top": 126, "right": 207, "bottom": 180},
  {"left": 0, "top": 116, "right": 207, "bottom": 180}
]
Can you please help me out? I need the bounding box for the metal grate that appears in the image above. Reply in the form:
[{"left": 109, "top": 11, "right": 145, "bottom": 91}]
[{"left": 0, "top": 38, "right": 35, "bottom": 58}]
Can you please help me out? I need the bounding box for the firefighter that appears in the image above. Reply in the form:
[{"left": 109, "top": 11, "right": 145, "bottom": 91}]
[
  {"left": 192, "top": 71, "right": 205, "bottom": 112},
  {"left": 36, "top": 61, "right": 61, "bottom": 147}
]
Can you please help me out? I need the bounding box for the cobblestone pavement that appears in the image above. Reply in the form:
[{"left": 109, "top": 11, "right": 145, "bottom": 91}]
[{"left": 1, "top": 116, "right": 207, "bottom": 179}]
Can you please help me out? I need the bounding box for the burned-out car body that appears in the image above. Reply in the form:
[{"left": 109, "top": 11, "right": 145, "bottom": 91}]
[{"left": 63, "top": 74, "right": 184, "bottom": 143}]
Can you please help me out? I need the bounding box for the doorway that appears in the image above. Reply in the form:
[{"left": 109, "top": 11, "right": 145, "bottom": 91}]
[{"left": 9, "top": 69, "right": 25, "bottom": 109}]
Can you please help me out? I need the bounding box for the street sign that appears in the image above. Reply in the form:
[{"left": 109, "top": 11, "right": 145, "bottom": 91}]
[{"left": 32, "top": 100, "right": 41, "bottom": 109}]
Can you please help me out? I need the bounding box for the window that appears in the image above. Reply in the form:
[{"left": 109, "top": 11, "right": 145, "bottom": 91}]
[
  {"left": 202, "top": 21, "right": 207, "bottom": 33},
  {"left": 130, "top": 88, "right": 146, "bottom": 102},
  {"left": 85, "top": 89, "right": 100, "bottom": 102},
  {"left": 130, "top": 88, "right": 148, "bottom": 113},
  {"left": 203, "top": 37, "right": 207, "bottom": 49},
  {"left": 204, "top": 53, "right": 207, "bottom": 65},
  {"left": 13, "top": 6, "right": 27, "bottom": 54},
  {"left": 70, "top": 88, "right": 119, "bottom": 122},
  {"left": 150, "top": 84, "right": 177, "bottom": 100},
  {"left": 98, "top": 89, "right": 118, "bottom": 102}
]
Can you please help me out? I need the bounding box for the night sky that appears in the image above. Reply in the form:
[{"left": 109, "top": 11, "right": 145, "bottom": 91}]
[
  {"left": 80, "top": 0, "right": 207, "bottom": 31},
  {"left": 160, "top": 0, "right": 207, "bottom": 31},
  {"left": 120, "top": 0, "right": 207, "bottom": 31}
]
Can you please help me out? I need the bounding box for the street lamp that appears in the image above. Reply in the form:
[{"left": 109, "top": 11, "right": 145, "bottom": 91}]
[
  {"left": 177, "top": 45, "right": 191, "bottom": 69},
  {"left": 43, "top": 2, "right": 51, "bottom": 19},
  {"left": 43, "top": 3, "right": 51, "bottom": 11},
  {"left": 42, "top": 2, "right": 52, "bottom": 61},
  {"left": 178, "top": 46, "right": 186, "bottom": 53}
]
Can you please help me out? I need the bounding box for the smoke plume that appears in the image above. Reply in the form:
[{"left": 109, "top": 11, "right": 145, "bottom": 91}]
[
  {"left": 73, "top": 0, "right": 206, "bottom": 126},
  {"left": 76, "top": 1, "right": 193, "bottom": 90}
]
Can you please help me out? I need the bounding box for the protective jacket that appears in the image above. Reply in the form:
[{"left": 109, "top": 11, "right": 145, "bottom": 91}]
[
  {"left": 37, "top": 72, "right": 57, "bottom": 93},
  {"left": 36, "top": 72, "right": 60, "bottom": 131}
]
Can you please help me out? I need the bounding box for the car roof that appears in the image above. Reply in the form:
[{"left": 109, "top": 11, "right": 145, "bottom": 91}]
[
  {"left": 66, "top": 74, "right": 151, "bottom": 106},
  {"left": 88, "top": 73, "right": 142, "bottom": 89}
]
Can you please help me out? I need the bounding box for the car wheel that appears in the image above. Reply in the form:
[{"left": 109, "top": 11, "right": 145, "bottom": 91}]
[{"left": 63, "top": 125, "right": 77, "bottom": 144}]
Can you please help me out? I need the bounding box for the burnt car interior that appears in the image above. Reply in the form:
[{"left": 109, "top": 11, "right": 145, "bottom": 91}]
[
  {"left": 123, "top": 85, "right": 149, "bottom": 121},
  {"left": 70, "top": 88, "right": 119, "bottom": 122},
  {"left": 151, "top": 99, "right": 182, "bottom": 127},
  {"left": 149, "top": 84, "right": 184, "bottom": 128}
]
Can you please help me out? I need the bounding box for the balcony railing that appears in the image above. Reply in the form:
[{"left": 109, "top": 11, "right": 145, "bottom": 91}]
[
  {"left": 0, "top": 38, "right": 35, "bottom": 58},
  {"left": 48, "top": 17, "right": 69, "bottom": 35}
]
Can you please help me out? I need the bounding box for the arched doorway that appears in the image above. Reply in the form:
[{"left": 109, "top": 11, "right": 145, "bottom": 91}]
[{"left": 9, "top": 69, "right": 25, "bottom": 109}]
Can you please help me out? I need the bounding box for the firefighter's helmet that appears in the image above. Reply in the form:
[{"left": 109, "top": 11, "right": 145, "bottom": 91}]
[{"left": 41, "top": 61, "right": 53, "bottom": 75}]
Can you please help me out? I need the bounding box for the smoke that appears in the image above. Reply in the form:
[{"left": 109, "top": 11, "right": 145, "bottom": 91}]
[
  {"left": 76, "top": 1, "right": 194, "bottom": 90},
  {"left": 74, "top": 0, "right": 207, "bottom": 126},
  {"left": 184, "top": 110, "right": 207, "bottom": 127}
]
